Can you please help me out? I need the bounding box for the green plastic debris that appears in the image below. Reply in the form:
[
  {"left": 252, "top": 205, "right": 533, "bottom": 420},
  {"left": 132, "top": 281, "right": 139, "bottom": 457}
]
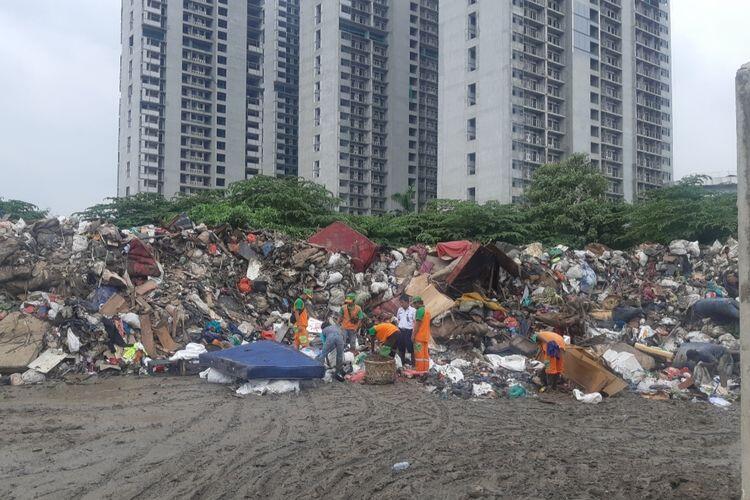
[{"left": 508, "top": 385, "right": 527, "bottom": 399}]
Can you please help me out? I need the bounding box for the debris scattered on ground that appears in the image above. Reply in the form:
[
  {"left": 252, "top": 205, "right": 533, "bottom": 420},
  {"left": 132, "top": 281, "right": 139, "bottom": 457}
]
[{"left": 0, "top": 216, "right": 739, "bottom": 406}]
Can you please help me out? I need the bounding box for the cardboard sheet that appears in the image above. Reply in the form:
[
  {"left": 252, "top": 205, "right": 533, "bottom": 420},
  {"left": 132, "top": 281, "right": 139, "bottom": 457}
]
[
  {"left": 563, "top": 346, "right": 628, "bottom": 396},
  {"left": 405, "top": 274, "right": 455, "bottom": 318}
]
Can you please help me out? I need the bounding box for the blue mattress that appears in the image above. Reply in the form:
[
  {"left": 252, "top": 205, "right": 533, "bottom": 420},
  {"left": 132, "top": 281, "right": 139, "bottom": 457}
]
[{"left": 199, "top": 341, "right": 325, "bottom": 380}]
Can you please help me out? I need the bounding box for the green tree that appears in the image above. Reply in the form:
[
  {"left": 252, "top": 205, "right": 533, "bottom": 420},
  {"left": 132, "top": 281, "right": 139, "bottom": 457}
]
[
  {"left": 620, "top": 176, "right": 737, "bottom": 245},
  {"left": 525, "top": 154, "right": 627, "bottom": 247},
  {"left": 0, "top": 198, "right": 48, "bottom": 221},
  {"left": 391, "top": 185, "right": 416, "bottom": 213},
  {"left": 76, "top": 193, "right": 174, "bottom": 227}
]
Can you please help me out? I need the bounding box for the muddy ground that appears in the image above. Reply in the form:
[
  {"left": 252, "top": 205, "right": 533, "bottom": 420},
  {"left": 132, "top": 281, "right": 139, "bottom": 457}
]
[{"left": 0, "top": 376, "right": 739, "bottom": 500}]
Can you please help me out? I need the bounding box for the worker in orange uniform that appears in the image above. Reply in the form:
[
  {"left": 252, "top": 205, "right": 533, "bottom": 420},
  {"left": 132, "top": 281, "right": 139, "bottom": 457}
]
[
  {"left": 293, "top": 289, "right": 313, "bottom": 349},
  {"left": 368, "top": 322, "right": 400, "bottom": 357},
  {"left": 340, "top": 293, "right": 365, "bottom": 351},
  {"left": 411, "top": 297, "right": 431, "bottom": 372},
  {"left": 532, "top": 330, "right": 567, "bottom": 390}
]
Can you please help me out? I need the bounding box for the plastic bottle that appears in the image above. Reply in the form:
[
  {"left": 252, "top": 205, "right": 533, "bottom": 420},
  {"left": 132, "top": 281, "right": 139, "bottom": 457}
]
[{"left": 392, "top": 462, "right": 410, "bottom": 472}]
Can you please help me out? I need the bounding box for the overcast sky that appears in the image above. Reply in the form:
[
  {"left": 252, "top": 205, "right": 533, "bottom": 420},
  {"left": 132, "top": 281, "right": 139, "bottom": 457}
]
[{"left": 0, "top": 1, "right": 748, "bottom": 215}]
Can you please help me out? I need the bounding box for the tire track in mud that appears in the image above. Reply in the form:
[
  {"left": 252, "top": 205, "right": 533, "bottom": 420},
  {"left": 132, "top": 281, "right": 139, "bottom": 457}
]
[{"left": 0, "top": 379, "right": 741, "bottom": 500}]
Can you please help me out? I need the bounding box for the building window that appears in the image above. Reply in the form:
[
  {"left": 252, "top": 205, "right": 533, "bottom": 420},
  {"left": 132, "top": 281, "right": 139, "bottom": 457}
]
[
  {"left": 468, "top": 12, "right": 477, "bottom": 39},
  {"left": 467, "top": 153, "right": 476, "bottom": 175},
  {"left": 314, "top": 107, "right": 321, "bottom": 126},
  {"left": 467, "top": 83, "right": 476, "bottom": 106},
  {"left": 467, "top": 187, "right": 476, "bottom": 201},
  {"left": 126, "top": 136, "right": 131, "bottom": 153},
  {"left": 126, "top": 186, "right": 131, "bottom": 196},
  {"left": 314, "top": 55, "right": 321, "bottom": 75},
  {"left": 315, "top": 30, "right": 321, "bottom": 50},
  {"left": 313, "top": 160, "right": 320, "bottom": 178},
  {"left": 216, "top": 178, "right": 225, "bottom": 187},
  {"left": 467, "top": 118, "right": 476, "bottom": 141},
  {"left": 468, "top": 46, "right": 477, "bottom": 71},
  {"left": 314, "top": 81, "right": 320, "bottom": 102},
  {"left": 315, "top": 4, "right": 321, "bottom": 24},
  {"left": 314, "top": 134, "right": 320, "bottom": 152}
]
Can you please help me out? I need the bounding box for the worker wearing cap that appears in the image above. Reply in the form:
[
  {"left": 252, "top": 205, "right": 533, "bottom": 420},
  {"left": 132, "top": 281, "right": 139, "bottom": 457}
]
[
  {"left": 531, "top": 331, "right": 567, "bottom": 390},
  {"left": 412, "top": 297, "right": 431, "bottom": 372},
  {"left": 368, "top": 322, "right": 400, "bottom": 357},
  {"left": 293, "top": 289, "right": 313, "bottom": 349},
  {"left": 340, "top": 293, "right": 365, "bottom": 350}
]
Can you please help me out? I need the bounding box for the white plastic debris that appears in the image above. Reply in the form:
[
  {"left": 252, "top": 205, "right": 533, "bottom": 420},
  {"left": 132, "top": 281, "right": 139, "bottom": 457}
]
[
  {"left": 708, "top": 396, "right": 731, "bottom": 408},
  {"left": 236, "top": 379, "right": 300, "bottom": 395},
  {"left": 573, "top": 389, "right": 602, "bottom": 404},
  {"left": 246, "top": 258, "right": 262, "bottom": 280},
  {"left": 21, "top": 369, "right": 46, "bottom": 385},
  {"left": 169, "top": 342, "right": 207, "bottom": 361},
  {"left": 603, "top": 350, "right": 646, "bottom": 383},
  {"left": 326, "top": 271, "right": 343, "bottom": 286},
  {"left": 199, "top": 367, "right": 234, "bottom": 384},
  {"left": 485, "top": 354, "right": 527, "bottom": 372},
  {"left": 449, "top": 358, "right": 472, "bottom": 369},
  {"left": 472, "top": 382, "right": 495, "bottom": 397},
  {"left": 66, "top": 328, "right": 81, "bottom": 353},
  {"left": 120, "top": 312, "right": 142, "bottom": 330},
  {"left": 432, "top": 363, "right": 464, "bottom": 383}
]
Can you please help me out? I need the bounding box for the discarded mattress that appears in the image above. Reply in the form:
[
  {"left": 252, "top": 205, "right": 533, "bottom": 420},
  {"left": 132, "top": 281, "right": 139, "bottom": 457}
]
[{"left": 199, "top": 341, "right": 325, "bottom": 380}]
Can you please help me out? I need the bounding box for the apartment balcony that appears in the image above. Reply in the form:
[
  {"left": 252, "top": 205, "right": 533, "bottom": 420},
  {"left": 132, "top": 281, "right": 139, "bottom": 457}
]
[
  {"left": 140, "top": 93, "right": 161, "bottom": 105},
  {"left": 142, "top": 12, "right": 163, "bottom": 29}
]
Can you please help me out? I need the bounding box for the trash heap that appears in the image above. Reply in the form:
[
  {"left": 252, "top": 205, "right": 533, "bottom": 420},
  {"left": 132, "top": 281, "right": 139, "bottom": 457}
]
[
  {"left": 0, "top": 217, "right": 408, "bottom": 385},
  {"left": 0, "top": 215, "right": 741, "bottom": 407},
  {"left": 399, "top": 237, "right": 740, "bottom": 405}
]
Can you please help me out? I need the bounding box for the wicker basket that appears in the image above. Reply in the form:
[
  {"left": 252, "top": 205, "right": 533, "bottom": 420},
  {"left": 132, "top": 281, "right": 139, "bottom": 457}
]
[{"left": 364, "top": 357, "right": 396, "bottom": 385}]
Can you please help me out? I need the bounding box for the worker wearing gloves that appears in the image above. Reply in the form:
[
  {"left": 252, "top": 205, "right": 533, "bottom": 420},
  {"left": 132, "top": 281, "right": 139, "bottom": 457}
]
[
  {"left": 412, "top": 297, "right": 431, "bottom": 372},
  {"left": 293, "top": 289, "right": 313, "bottom": 349},
  {"left": 532, "top": 331, "right": 567, "bottom": 390},
  {"left": 340, "top": 293, "right": 365, "bottom": 350},
  {"left": 316, "top": 318, "right": 346, "bottom": 381},
  {"left": 368, "top": 322, "right": 400, "bottom": 358}
]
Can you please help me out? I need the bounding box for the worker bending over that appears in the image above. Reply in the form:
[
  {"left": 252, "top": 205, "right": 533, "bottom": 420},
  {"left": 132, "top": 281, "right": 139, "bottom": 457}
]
[
  {"left": 368, "top": 322, "right": 400, "bottom": 357},
  {"left": 532, "top": 331, "right": 567, "bottom": 390}
]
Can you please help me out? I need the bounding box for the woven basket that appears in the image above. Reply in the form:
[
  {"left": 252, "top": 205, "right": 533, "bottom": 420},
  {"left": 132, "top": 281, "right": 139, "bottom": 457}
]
[{"left": 364, "top": 357, "right": 396, "bottom": 385}]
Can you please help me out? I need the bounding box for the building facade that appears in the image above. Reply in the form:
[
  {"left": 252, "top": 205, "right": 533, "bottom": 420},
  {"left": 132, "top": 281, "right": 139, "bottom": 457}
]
[
  {"left": 298, "top": 0, "right": 439, "bottom": 215},
  {"left": 117, "top": 0, "right": 300, "bottom": 198},
  {"left": 438, "top": 0, "right": 673, "bottom": 203}
]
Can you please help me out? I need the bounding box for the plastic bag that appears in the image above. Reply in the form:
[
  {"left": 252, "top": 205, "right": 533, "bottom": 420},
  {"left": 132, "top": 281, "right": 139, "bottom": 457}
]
[
  {"left": 66, "top": 328, "right": 81, "bottom": 353},
  {"left": 472, "top": 382, "right": 494, "bottom": 397},
  {"left": 236, "top": 379, "right": 300, "bottom": 395},
  {"left": 433, "top": 363, "right": 464, "bottom": 383},
  {"left": 199, "top": 367, "right": 234, "bottom": 384},
  {"left": 573, "top": 389, "right": 602, "bottom": 404},
  {"left": 485, "top": 354, "right": 527, "bottom": 372},
  {"left": 169, "top": 342, "right": 207, "bottom": 360}
]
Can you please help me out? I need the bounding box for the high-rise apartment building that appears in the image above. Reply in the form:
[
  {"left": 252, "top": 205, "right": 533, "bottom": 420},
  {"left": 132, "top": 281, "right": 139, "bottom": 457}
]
[
  {"left": 117, "top": 0, "right": 300, "bottom": 198},
  {"left": 298, "top": 0, "right": 439, "bottom": 215},
  {"left": 438, "top": 0, "right": 673, "bottom": 203}
]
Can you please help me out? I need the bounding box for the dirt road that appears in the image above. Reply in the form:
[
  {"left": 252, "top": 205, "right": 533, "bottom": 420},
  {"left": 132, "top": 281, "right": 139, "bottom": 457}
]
[{"left": 0, "top": 377, "right": 739, "bottom": 499}]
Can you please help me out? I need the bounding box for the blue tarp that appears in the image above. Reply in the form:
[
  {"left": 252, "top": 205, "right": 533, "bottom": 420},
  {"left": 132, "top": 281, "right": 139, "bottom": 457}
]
[{"left": 199, "top": 341, "right": 325, "bottom": 380}]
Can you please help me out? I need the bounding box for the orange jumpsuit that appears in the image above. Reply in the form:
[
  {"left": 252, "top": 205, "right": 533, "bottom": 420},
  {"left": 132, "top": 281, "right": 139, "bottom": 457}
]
[
  {"left": 536, "top": 331, "right": 567, "bottom": 375},
  {"left": 413, "top": 307, "right": 431, "bottom": 372},
  {"left": 373, "top": 323, "right": 400, "bottom": 344},
  {"left": 294, "top": 304, "right": 310, "bottom": 349}
]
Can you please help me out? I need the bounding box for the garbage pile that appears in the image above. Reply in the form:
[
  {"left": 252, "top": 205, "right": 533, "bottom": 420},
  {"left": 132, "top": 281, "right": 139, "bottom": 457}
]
[
  {"left": 0, "top": 217, "right": 407, "bottom": 385},
  {"left": 0, "top": 215, "right": 741, "bottom": 407},
  {"left": 400, "top": 237, "right": 740, "bottom": 405}
]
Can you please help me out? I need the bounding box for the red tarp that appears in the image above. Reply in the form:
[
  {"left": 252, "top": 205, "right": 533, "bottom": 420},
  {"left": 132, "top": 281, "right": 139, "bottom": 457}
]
[
  {"left": 436, "top": 240, "right": 473, "bottom": 259},
  {"left": 307, "top": 222, "right": 378, "bottom": 273}
]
